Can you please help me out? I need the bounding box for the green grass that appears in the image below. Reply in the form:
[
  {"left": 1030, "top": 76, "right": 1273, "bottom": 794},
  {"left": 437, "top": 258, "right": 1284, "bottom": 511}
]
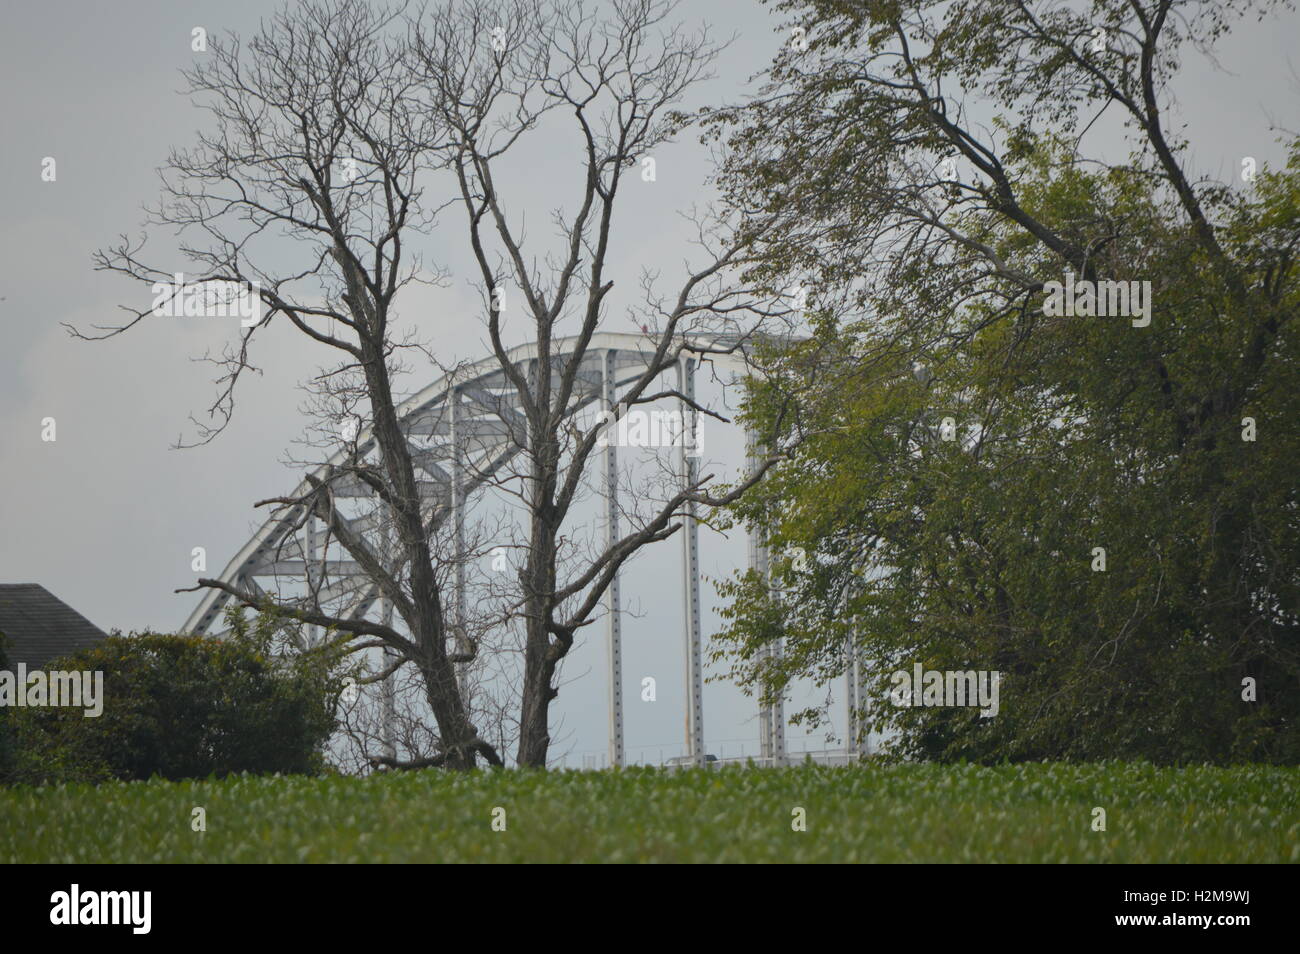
[{"left": 2, "top": 761, "right": 1296, "bottom": 863}]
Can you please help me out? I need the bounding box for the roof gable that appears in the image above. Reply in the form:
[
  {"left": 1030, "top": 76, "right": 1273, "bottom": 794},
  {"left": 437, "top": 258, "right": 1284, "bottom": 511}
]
[{"left": 0, "top": 584, "right": 109, "bottom": 670}]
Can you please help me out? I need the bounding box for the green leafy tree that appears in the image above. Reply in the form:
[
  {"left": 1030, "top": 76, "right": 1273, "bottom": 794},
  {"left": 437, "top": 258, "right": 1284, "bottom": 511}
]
[
  {"left": 6, "top": 625, "right": 346, "bottom": 784},
  {"left": 708, "top": 0, "right": 1299, "bottom": 763}
]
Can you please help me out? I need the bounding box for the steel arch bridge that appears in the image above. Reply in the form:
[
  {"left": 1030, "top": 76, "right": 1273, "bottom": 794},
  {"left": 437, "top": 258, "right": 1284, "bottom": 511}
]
[{"left": 183, "top": 331, "right": 868, "bottom": 767}]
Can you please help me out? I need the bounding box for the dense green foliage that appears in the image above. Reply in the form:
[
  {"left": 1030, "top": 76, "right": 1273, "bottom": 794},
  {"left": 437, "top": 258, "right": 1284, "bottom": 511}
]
[
  {"left": 708, "top": 0, "right": 1299, "bottom": 764},
  {"left": 3, "top": 629, "right": 343, "bottom": 785},
  {"left": 0, "top": 761, "right": 1293, "bottom": 863}
]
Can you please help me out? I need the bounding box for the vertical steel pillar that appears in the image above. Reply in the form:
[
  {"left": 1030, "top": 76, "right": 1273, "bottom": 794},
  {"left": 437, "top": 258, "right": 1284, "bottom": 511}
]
[
  {"left": 764, "top": 647, "right": 785, "bottom": 764},
  {"left": 380, "top": 591, "right": 396, "bottom": 761},
  {"left": 770, "top": 632, "right": 786, "bottom": 767},
  {"left": 855, "top": 648, "right": 869, "bottom": 758},
  {"left": 747, "top": 436, "right": 772, "bottom": 762},
  {"left": 678, "top": 357, "right": 705, "bottom": 766},
  {"left": 747, "top": 433, "right": 785, "bottom": 766},
  {"left": 845, "top": 632, "right": 859, "bottom": 760},
  {"left": 449, "top": 386, "right": 469, "bottom": 699},
  {"left": 305, "top": 511, "right": 321, "bottom": 648},
  {"left": 602, "top": 349, "right": 625, "bottom": 767}
]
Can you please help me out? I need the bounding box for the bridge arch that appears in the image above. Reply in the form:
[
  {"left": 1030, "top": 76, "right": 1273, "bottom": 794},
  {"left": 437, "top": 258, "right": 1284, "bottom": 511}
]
[{"left": 184, "top": 331, "right": 857, "bottom": 766}]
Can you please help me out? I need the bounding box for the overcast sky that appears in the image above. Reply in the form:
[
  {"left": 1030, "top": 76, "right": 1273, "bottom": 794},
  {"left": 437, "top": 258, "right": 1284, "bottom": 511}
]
[{"left": 1, "top": 0, "right": 1296, "bottom": 765}]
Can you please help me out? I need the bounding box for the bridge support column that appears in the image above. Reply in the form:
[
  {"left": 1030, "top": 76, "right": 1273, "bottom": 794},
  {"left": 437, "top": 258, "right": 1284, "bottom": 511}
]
[
  {"left": 747, "top": 433, "right": 785, "bottom": 766},
  {"left": 845, "top": 634, "right": 861, "bottom": 760},
  {"left": 305, "top": 512, "right": 322, "bottom": 648},
  {"left": 380, "top": 591, "right": 396, "bottom": 761},
  {"left": 770, "top": 644, "right": 786, "bottom": 766},
  {"left": 603, "top": 349, "right": 625, "bottom": 768},
  {"left": 450, "top": 386, "right": 469, "bottom": 700},
  {"left": 679, "top": 357, "right": 705, "bottom": 766}
]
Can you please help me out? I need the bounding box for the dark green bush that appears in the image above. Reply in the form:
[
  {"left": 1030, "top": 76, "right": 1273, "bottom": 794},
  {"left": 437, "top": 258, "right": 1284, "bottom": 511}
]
[{"left": 5, "top": 630, "right": 342, "bottom": 784}]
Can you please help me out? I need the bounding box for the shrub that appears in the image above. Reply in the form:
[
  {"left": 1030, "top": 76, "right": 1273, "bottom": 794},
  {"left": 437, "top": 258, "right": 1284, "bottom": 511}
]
[{"left": 5, "top": 630, "right": 343, "bottom": 784}]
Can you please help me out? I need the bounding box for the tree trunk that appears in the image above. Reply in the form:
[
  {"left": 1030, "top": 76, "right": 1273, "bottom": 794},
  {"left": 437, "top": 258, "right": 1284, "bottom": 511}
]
[
  {"left": 517, "top": 453, "right": 561, "bottom": 767},
  {"left": 517, "top": 607, "right": 554, "bottom": 767},
  {"left": 419, "top": 648, "right": 478, "bottom": 770}
]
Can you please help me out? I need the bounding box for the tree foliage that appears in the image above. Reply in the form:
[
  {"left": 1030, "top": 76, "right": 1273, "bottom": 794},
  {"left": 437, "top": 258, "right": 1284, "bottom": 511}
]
[
  {"left": 3, "top": 628, "right": 343, "bottom": 784},
  {"left": 710, "top": 0, "right": 1299, "bottom": 763}
]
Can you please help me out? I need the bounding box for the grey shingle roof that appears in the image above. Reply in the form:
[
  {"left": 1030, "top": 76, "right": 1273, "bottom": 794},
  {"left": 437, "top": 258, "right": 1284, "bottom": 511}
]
[{"left": 0, "top": 584, "right": 108, "bottom": 670}]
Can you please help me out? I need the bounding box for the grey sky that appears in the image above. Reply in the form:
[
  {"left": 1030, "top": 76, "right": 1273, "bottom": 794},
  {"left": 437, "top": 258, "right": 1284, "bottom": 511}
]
[{"left": 1, "top": 0, "right": 1296, "bottom": 765}]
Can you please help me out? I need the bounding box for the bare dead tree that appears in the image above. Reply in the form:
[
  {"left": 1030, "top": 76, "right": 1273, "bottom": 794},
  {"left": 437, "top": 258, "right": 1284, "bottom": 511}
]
[
  {"left": 88, "top": 0, "right": 509, "bottom": 769},
  {"left": 86, "top": 0, "right": 800, "bottom": 772},
  {"left": 409, "top": 0, "right": 798, "bottom": 767}
]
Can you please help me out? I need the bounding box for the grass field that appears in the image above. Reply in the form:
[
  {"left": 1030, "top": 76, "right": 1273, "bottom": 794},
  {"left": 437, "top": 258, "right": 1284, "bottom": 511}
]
[{"left": 2, "top": 761, "right": 1296, "bottom": 863}]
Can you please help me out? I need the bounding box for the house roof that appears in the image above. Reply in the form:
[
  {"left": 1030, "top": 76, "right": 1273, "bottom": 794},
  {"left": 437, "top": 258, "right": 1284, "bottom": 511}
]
[{"left": 0, "top": 584, "right": 109, "bottom": 670}]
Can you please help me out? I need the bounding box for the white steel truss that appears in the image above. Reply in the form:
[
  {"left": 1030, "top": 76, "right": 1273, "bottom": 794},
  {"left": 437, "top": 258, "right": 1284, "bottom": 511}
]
[{"left": 183, "top": 332, "right": 853, "bottom": 765}]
